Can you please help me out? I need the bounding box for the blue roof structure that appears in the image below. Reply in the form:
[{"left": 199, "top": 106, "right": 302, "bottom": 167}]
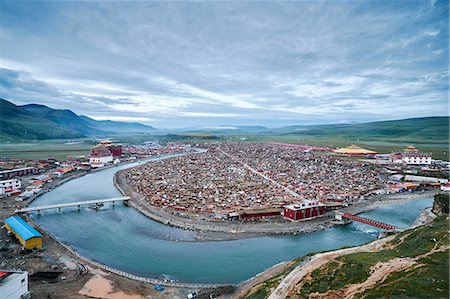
[{"left": 4, "top": 216, "right": 42, "bottom": 240}]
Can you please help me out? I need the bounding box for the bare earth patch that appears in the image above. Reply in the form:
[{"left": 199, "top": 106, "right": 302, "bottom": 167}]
[{"left": 79, "top": 273, "right": 143, "bottom": 299}]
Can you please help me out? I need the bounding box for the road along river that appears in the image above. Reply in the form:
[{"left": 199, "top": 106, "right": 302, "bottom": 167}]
[{"left": 29, "top": 154, "right": 434, "bottom": 285}]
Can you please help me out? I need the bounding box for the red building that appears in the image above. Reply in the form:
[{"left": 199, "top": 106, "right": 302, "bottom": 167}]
[
  {"left": 238, "top": 208, "right": 281, "bottom": 220},
  {"left": 283, "top": 200, "right": 325, "bottom": 221},
  {"left": 91, "top": 140, "right": 123, "bottom": 158}
]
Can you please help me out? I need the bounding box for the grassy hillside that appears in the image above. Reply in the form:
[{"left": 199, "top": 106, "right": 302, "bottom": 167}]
[
  {"left": 22, "top": 103, "right": 156, "bottom": 136},
  {"left": 22, "top": 104, "right": 105, "bottom": 136},
  {"left": 0, "top": 99, "right": 85, "bottom": 140},
  {"left": 0, "top": 99, "right": 157, "bottom": 141},
  {"left": 241, "top": 203, "right": 449, "bottom": 299},
  {"left": 79, "top": 116, "right": 156, "bottom": 134},
  {"left": 274, "top": 117, "right": 449, "bottom": 143}
]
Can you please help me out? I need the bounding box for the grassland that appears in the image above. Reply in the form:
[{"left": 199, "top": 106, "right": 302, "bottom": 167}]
[
  {"left": 0, "top": 139, "right": 95, "bottom": 160},
  {"left": 240, "top": 214, "right": 449, "bottom": 299}
]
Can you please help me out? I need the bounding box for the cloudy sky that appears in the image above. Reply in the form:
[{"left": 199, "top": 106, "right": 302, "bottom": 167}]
[{"left": 0, "top": 0, "right": 448, "bottom": 128}]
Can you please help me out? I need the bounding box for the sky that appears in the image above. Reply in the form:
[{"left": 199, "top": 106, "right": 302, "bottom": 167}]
[{"left": 0, "top": 0, "right": 448, "bottom": 128}]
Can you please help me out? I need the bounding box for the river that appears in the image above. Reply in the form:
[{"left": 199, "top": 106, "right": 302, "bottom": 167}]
[{"left": 29, "top": 155, "right": 434, "bottom": 284}]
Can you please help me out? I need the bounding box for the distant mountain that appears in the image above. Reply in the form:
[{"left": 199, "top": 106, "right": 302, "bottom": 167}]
[
  {"left": 21, "top": 103, "right": 156, "bottom": 136},
  {"left": 0, "top": 99, "right": 85, "bottom": 140},
  {"left": 183, "top": 125, "right": 269, "bottom": 134},
  {"left": 79, "top": 116, "right": 157, "bottom": 134},
  {"left": 22, "top": 104, "right": 106, "bottom": 136},
  {"left": 0, "top": 99, "right": 156, "bottom": 140},
  {"left": 274, "top": 117, "right": 449, "bottom": 142}
]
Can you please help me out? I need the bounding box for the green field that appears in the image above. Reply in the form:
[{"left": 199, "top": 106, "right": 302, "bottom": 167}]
[
  {"left": 1, "top": 132, "right": 448, "bottom": 161},
  {"left": 0, "top": 140, "right": 94, "bottom": 160}
]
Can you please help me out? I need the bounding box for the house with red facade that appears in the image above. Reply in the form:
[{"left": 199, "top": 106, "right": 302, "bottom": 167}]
[{"left": 283, "top": 200, "right": 325, "bottom": 221}]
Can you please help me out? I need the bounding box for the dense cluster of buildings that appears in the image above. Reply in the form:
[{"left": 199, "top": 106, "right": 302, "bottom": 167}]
[
  {"left": 0, "top": 141, "right": 192, "bottom": 203},
  {"left": 124, "top": 142, "right": 386, "bottom": 219}
]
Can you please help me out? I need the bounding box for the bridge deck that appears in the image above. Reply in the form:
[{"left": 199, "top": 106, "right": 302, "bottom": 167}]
[
  {"left": 16, "top": 197, "right": 130, "bottom": 213},
  {"left": 341, "top": 213, "right": 398, "bottom": 231}
]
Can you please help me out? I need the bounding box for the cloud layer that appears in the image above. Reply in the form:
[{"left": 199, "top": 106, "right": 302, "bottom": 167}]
[{"left": 0, "top": 0, "right": 448, "bottom": 128}]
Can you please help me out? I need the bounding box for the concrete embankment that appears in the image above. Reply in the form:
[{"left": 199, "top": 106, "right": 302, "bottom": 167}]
[
  {"left": 114, "top": 167, "right": 438, "bottom": 238},
  {"left": 25, "top": 214, "right": 230, "bottom": 289}
]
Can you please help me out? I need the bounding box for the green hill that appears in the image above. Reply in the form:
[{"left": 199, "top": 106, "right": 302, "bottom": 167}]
[
  {"left": 0, "top": 99, "right": 158, "bottom": 140},
  {"left": 0, "top": 99, "right": 85, "bottom": 140},
  {"left": 275, "top": 117, "right": 449, "bottom": 142},
  {"left": 22, "top": 104, "right": 106, "bottom": 136}
]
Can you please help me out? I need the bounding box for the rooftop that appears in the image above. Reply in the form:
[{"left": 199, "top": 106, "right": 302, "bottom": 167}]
[{"left": 4, "top": 216, "right": 42, "bottom": 241}]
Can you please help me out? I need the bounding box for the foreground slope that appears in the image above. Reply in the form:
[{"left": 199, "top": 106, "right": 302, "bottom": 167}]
[{"left": 240, "top": 196, "right": 449, "bottom": 299}]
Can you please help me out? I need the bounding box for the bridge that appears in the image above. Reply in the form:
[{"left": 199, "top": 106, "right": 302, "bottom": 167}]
[
  {"left": 335, "top": 212, "right": 398, "bottom": 231},
  {"left": 15, "top": 197, "right": 130, "bottom": 214}
]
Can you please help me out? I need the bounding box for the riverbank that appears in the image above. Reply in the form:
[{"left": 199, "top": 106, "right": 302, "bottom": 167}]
[
  {"left": 17, "top": 150, "right": 438, "bottom": 296},
  {"left": 115, "top": 167, "right": 438, "bottom": 240},
  {"left": 235, "top": 204, "right": 442, "bottom": 299},
  {"left": 24, "top": 157, "right": 152, "bottom": 207},
  {"left": 16, "top": 214, "right": 229, "bottom": 298}
]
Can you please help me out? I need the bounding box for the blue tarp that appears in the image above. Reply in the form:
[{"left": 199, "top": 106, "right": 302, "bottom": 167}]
[{"left": 4, "top": 216, "right": 42, "bottom": 240}]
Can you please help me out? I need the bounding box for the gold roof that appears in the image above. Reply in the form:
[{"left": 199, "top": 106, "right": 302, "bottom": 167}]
[{"left": 334, "top": 145, "right": 377, "bottom": 154}]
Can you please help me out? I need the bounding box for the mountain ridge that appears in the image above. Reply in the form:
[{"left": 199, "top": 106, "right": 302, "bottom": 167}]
[{"left": 0, "top": 99, "right": 156, "bottom": 140}]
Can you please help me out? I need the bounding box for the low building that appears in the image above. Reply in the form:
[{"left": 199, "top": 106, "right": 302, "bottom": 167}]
[
  {"left": 237, "top": 207, "right": 281, "bottom": 220},
  {"left": 283, "top": 200, "right": 325, "bottom": 221},
  {"left": 441, "top": 183, "right": 450, "bottom": 192},
  {"left": 404, "top": 175, "right": 448, "bottom": 184},
  {"left": 4, "top": 216, "right": 43, "bottom": 250},
  {"left": 0, "top": 178, "right": 21, "bottom": 196},
  {"left": 89, "top": 155, "right": 113, "bottom": 166},
  {"left": 0, "top": 270, "right": 29, "bottom": 299},
  {"left": 0, "top": 167, "right": 36, "bottom": 180},
  {"left": 391, "top": 145, "right": 432, "bottom": 165}
]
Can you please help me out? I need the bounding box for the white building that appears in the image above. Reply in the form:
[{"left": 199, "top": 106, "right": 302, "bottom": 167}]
[
  {"left": 0, "top": 270, "right": 29, "bottom": 299},
  {"left": 404, "top": 175, "right": 448, "bottom": 184},
  {"left": 0, "top": 178, "right": 21, "bottom": 196},
  {"left": 441, "top": 183, "right": 450, "bottom": 192},
  {"left": 391, "top": 145, "right": 432, "bottom": 165},
  {"left": 89, "top": 155, "right": 113, "bottom": 166}
]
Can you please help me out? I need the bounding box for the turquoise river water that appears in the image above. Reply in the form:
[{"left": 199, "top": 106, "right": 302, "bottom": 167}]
[{"left": 30, "top": 155, "right": 433, "bottom": 284}]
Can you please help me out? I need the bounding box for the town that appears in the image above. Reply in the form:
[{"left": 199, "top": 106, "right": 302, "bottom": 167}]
[
  {"left": 1, "top": 142, "right": 448, "bottom": 298},
  {"left": 0, "top": 138, "right": 449, "bottom": 299},
  {"left": 0, "top": 140, "right": 193, "bottom": 205},
  {"left": 123, "top": 142, "right": 449, "bottom": 222}
]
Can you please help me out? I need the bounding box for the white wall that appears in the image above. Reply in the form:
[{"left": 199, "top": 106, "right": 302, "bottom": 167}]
[{"left": 0, "top": 271, "right": 28, "bottom": 299}]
